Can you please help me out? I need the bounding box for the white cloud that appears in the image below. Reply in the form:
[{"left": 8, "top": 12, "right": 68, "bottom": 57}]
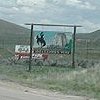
[
  {"left": 12, "top": 7, "right": 19, "bottom": 11},
  {"left": 79, "top": 2, "right": 96, "bottom": 10},
  {"left": 66, "top": 0, "right": 81, "bottom": 5},
  {"left": 0, "top": 0, "right": 15, "bottom": 7},
  {"left": 16, "top": 0, "right": 46, "bottom": 7},
  {"left": 20, "top": 7, "right": 34, "bottom": 14},
  {"left": 40, "top": 19, "right": 53, "bottom": 24},
  {"left": 51, "top": 0, "right": 65, "bottom": 5},
  {"left": 78, "top": 19, "right": 100, "bottom": 33},
  {"left": 65, "top": 0, "right": 96, "bottom": 10},
  {"left": 0, "top": 7, "right": 19, "bottom": 14},
  {"left": 16, "top": 0, "right": 46, "bottom": 14}
]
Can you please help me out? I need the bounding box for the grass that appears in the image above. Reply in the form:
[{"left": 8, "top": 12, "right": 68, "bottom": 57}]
[{"left": 0, "top": 64, "right": 100, "bottom": 99}]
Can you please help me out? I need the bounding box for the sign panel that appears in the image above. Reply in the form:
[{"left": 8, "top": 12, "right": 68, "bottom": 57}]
[
  {"left": 15, "top": 45, "right": 30, "bottom": 54},
  {"left": 15, "top": 45, "right": 48, "bottom": 60},
  {"left": 34, "top": 31, "right": 72, "bottom": 54},
  {"left": 15, "top": 31, "right": 72, "bottom": 57}
]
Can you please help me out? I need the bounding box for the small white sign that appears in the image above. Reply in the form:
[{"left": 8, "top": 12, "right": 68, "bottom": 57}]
[{"left": 15, "top": 45, "right": 30, "bottom": 53}]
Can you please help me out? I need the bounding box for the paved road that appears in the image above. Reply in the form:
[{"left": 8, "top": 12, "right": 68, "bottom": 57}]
[{"left": 0, "top": 81, "right": 91, "bottom": 100}]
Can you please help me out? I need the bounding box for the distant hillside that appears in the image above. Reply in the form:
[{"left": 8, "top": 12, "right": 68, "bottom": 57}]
[
  {"left": 76, "top": 30, "right": 100, "bottom": 40},
  {"left": 76, "top": 30, "right": 100, "bottom": 48},
  {"left": 0, "top": 19, "right": 31, "bottom": 51},
  {"left": 0, "top": 19, "right": 30, "bottom": 35}
]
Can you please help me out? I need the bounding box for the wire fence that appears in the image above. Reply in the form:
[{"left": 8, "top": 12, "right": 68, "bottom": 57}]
[
  {"left": 75, "top": 39, "right": 100, "bottom": 68},
  {"left": 0, "top": 32, "right": 100, "bottom": 68}
]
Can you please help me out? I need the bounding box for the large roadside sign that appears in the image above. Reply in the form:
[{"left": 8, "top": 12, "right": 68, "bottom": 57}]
[
  {"left": 34, "top": 31, "right": 72, "bottom": 54},
  {"left": 15, "top": 31, "right": 72, "bottom": 58}
]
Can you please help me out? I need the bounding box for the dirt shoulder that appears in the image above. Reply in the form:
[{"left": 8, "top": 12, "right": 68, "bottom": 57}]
[{"left": 0, "top": 80, "right": 95, "bottom": 100}]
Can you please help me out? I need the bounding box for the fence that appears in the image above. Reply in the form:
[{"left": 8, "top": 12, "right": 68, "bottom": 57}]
[
  {"left": 0, "top": 29, "right": 100, "bottom": 68},
  {"left": 75, "top": 39, "right": 100, "bottom": 68}
]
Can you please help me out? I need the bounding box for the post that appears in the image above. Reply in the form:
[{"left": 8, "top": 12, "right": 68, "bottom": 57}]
[
  {"left": 29, "top": 24, "right": 33, "bottom": 71},
  {"left": 72, "top": 26, "right": 76, "bottom": 68},
  {"left": 86, "top": 40, "right": 89, "bottom": 61}
]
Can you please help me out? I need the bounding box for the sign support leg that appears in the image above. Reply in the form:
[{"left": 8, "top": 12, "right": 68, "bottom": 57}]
[
  {"left": 72, "top": 26, "right": 76, "bottom": 68},
  {"left": 29, "top": 24, "right": 33, "bottom": 71}
]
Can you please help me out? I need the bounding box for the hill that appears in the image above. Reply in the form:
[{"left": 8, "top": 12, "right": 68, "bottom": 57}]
[
  {"left": 0, "top": 19, "right": 30, "bottom": 35},
  {"left": 76, "top": 30, "right": 100, "bottom": 48},
  {"left": 76, "top": 30, "right": 100, "bottom": 40},
  {"left": 0, "top": 19, "right": 30, "bottom": 47}
]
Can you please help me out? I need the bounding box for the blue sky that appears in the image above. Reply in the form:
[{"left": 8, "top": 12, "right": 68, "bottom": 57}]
[{"left": 0, "top": 0, "right": 100, "bottom": 33}]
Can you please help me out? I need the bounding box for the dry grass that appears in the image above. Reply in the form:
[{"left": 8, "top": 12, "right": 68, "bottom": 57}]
[{"left": 0, "top": 63, "right": 100, "bottom": 99}]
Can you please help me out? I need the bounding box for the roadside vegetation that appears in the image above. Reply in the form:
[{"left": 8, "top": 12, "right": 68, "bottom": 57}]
[{"left": 0, "top": 63, "right": 100, "bottom": 100}]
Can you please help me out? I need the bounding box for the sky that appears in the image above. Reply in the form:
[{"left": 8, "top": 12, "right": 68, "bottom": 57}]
[{"left": 0, "top": 0, "right": 100, "bottom": 33}]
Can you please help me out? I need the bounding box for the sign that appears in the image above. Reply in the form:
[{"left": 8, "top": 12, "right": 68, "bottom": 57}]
[
  {"left": 15, "top": 31, "right": 72, "bottom": 57},
  {"left": 15, "top": 45, "right": 30, "bottom": 60},
  {"left": 15, "top": 45, "right": 48, "bottom": 60},
  {"left": 34, "top": 31, "right": 72, "bottom": 54},
  {"left": 15, "top": 45, "right": 30, "bottom": 55}
]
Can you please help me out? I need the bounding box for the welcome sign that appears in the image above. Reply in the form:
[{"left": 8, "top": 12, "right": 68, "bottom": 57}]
[
  {"left": 33, "top": 31, "right": 72, "bottom": 54},
  {"left": 15, "top": 31, "right": 72, "bottom": 55}
]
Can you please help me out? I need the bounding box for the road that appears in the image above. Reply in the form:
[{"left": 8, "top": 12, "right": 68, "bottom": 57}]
[{"left": 0, "top": 80, "right": 92, "bottom": 100}]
